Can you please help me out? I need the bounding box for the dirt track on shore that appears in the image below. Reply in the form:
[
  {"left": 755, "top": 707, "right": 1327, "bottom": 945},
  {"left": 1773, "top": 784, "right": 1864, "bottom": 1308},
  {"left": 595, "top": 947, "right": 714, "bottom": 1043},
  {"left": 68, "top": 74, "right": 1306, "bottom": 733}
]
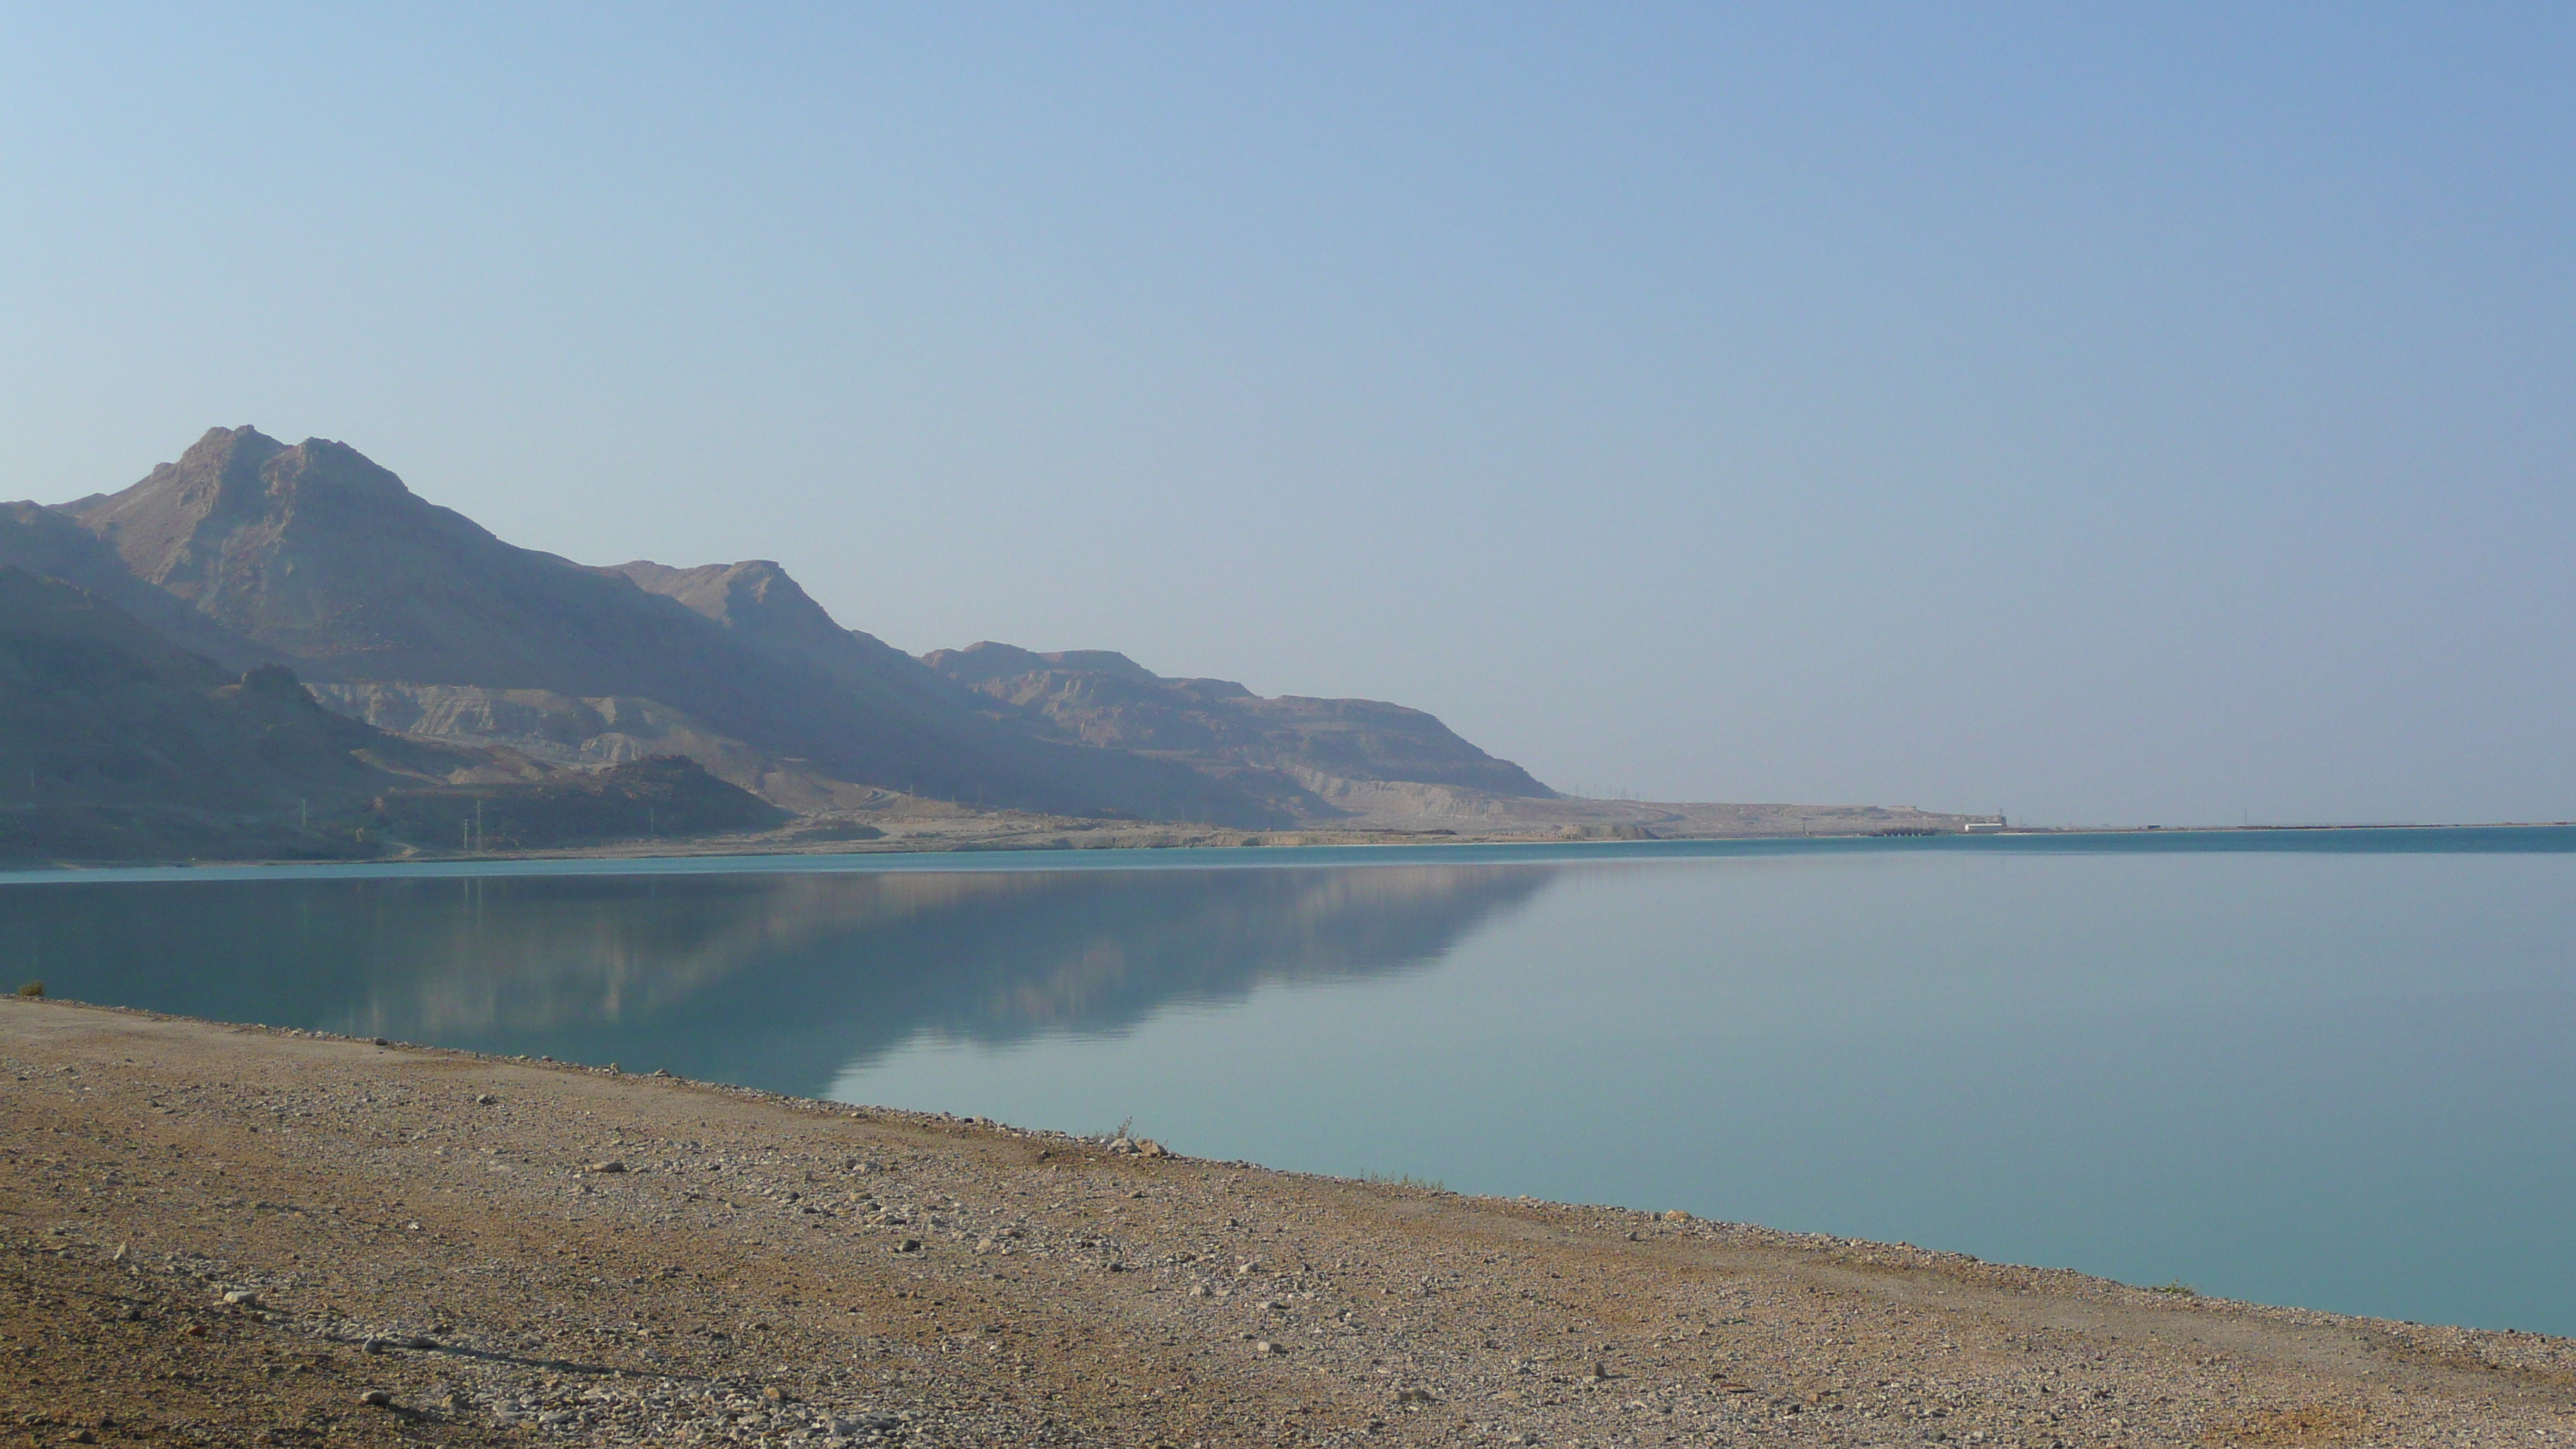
[{"left": 4, "top": 999, "right": 2571, "bottom": 1447}]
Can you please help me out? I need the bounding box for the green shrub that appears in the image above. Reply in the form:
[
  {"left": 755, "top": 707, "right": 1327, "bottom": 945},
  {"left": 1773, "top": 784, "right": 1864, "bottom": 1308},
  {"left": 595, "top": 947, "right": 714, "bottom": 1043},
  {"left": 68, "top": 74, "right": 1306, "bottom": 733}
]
[
  {"left": 15, "top": 981, "right": 42, "bottom": 999},
  {"left": 1358, "top": 1170, "right": 1447, "bottom": 1191}
]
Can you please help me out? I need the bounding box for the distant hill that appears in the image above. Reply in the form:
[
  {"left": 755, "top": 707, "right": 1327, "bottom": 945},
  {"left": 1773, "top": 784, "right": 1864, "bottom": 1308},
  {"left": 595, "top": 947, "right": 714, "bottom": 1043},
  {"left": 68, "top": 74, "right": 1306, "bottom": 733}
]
[
  {"left": 922, "top": 641, "right": 1555, "bottom": 820},
  {"left": 366, "top": 753, "right": 790, "bottom": 852},
  {"left": 60, "top": 426, "right": 1286, "bottom": 827}
]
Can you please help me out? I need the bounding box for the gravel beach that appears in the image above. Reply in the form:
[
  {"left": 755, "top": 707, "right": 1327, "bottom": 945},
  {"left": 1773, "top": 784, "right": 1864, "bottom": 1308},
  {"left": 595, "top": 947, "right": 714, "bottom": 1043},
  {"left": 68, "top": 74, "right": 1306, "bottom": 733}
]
[{"left": 4, "top": 997, "right": 2570, "bottom": 1447}]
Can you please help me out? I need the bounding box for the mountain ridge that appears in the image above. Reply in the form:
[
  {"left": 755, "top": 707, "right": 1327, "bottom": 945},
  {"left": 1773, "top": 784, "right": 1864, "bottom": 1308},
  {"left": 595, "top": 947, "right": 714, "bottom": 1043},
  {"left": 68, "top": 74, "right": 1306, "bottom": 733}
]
[
  {"left": 922, "top": 639, "right": 1557, "bottom": 820},
  {"left": 1, "top": 426, "right": 1987, "bottom": 857},
  {"left": 54, "top": 426, "right": 1290, "bottom": 827}
]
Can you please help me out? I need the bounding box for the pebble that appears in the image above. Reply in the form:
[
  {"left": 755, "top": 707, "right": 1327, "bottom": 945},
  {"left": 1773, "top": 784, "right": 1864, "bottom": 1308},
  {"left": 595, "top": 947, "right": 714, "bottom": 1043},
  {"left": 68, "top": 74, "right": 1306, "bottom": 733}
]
[
  {"left": 358, "top": 1389, "right": 392, "bottom": 1407},
  {"left": 588, "top": 1160, "right": 625, "bottom": 1173}
]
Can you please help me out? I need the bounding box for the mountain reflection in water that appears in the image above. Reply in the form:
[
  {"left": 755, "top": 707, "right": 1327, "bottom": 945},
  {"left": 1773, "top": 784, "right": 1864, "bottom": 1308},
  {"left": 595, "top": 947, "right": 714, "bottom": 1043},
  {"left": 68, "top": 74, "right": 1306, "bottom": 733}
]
[{"left": 6, "top": 863, "right": 1556, "bottom": 1098}]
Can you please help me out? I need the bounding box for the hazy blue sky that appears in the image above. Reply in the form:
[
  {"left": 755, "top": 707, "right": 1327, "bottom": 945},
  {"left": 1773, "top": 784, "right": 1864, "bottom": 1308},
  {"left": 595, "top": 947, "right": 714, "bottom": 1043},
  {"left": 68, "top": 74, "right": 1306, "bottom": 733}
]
[{"left": 4, "top": 5, "right": 2570, "bottom": 825}]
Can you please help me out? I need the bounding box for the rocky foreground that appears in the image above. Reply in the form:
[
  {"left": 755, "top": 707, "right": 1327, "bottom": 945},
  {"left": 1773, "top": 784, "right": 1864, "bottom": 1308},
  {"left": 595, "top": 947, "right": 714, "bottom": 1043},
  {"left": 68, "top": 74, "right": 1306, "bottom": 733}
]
[{"left": 3, "top": 1000, "right": 2570, "bottom": 1448}]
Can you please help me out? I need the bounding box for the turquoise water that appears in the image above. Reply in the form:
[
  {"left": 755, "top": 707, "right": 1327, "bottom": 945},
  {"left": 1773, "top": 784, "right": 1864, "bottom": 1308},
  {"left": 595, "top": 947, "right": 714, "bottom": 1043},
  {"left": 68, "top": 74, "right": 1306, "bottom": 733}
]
[{"left": 7, "top": 828, "right": 2572, "bottom": 1334}]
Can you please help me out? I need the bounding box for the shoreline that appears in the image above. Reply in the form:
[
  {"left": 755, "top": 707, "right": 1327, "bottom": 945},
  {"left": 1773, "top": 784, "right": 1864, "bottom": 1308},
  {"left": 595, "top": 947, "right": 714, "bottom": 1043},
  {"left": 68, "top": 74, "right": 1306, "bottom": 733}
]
[
  {"left": 5, "top": 997, "right": 2571, "bottom": 1446},
  {"left": 5, "top": 817, "right": 2572, "bottom": 883}
]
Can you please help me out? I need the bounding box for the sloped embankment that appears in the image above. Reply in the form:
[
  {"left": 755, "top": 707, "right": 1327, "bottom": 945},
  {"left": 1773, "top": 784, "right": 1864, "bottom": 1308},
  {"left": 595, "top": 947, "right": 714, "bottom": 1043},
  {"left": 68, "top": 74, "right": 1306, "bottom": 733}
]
[{"left": 3, "top": 999, "right": 2568, "bottom": 1447}]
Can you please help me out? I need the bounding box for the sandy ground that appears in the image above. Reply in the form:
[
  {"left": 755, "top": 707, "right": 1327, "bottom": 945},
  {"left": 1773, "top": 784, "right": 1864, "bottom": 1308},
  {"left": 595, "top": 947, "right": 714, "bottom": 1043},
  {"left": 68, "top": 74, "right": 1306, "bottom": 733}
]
[{"left": 4, "top": 999, "right": 2571, "bottom": 1448}]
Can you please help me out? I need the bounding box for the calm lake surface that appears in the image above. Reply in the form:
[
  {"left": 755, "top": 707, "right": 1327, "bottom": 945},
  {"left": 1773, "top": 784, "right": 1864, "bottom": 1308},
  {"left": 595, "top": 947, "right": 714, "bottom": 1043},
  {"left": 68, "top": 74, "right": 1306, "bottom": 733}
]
[{"left": 7, "top": 829, "right": 2573, "bottom": 1335}]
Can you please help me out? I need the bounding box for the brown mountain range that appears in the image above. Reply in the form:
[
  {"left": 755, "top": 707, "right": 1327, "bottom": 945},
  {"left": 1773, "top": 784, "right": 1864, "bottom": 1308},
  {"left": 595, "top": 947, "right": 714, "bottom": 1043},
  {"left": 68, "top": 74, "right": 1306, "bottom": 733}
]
[
  {"left": 48, "top": 426, "right": 1288, "bottom": 826},
  {"left": 2, "top": 426, "right": 1559, "bottom": 833}
]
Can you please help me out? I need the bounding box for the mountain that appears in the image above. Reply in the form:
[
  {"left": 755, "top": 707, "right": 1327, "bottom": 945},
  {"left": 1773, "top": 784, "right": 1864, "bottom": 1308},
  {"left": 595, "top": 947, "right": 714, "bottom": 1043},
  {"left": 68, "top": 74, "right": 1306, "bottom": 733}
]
[
  {"left": 1, "top": 426, "right": 1987, "bottom": 847},
  {"left": 62, "top": 426, "right": 1286, "bottom": 827},
  {"left": 922, "top": 641, "right": 1555, "bottom": 819}
]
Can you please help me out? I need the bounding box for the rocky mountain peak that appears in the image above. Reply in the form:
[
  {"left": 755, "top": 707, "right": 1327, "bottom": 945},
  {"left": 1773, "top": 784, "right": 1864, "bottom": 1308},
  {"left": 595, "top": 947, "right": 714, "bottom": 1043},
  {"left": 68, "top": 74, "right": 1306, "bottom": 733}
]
[
  {"left": 605, "top": 558, "right": 853, "bottom": 652},
  {"left": 255, "top": 435, "right": 418, "bottom": 504},
  {"left": 923, "top": 641, "right": 1163, "bottom": 687},
  {"left": 74, "top": 426, "right": 425, "bottom": 594},
  {"left": 76, "top": 426, "right": 285, "bottom": 582}
]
